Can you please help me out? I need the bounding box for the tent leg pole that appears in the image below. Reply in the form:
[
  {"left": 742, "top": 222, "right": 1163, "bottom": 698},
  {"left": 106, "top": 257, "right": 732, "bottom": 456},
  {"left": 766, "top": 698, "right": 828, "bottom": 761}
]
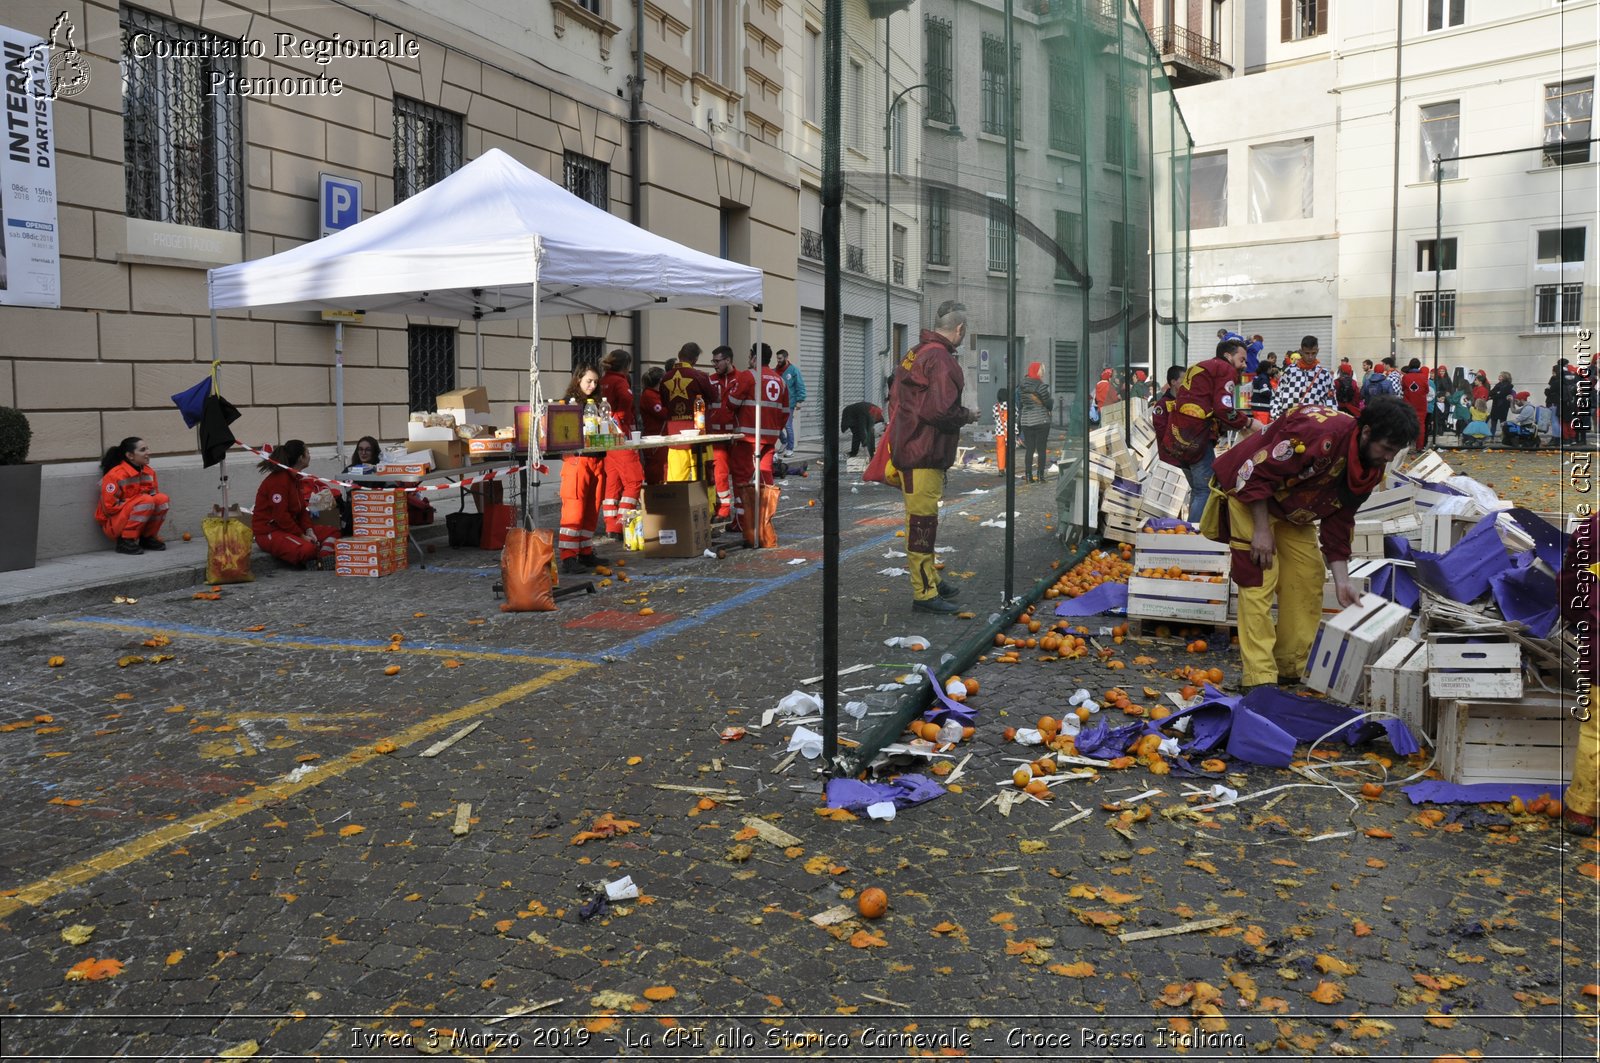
[
  {"left": 207, "top": 303, "right": 229, "bottom": 513},
  {"left": 334, "top": 323, "right": 346, "bottom": 467}
]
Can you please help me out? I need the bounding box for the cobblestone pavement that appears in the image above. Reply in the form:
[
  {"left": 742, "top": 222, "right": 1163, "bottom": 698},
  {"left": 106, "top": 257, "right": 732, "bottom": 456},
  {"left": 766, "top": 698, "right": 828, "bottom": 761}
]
[{"left": 0, "top": 450, "right": 1594, "bottom": 1060}]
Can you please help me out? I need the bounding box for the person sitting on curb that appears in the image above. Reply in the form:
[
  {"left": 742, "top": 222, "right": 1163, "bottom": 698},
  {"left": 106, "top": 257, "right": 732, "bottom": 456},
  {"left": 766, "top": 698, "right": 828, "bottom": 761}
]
[
  {"left": 253, "top": 440, "right": 339, "bottom": 569},
  {"left": 95, "top": 437, "right": 169, "bottom": 555}
]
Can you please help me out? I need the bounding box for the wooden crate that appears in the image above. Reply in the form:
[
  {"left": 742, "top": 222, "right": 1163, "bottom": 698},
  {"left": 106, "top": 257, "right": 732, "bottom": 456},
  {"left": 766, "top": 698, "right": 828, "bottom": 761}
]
[
  {"left": 1128, "top": 575, "right": 1231, "bottom": 623},
  {"left": 1360, "top": 484, "right": 1419, "bottom": 525},
  {"left": 1102, "top": 511, "right": 1144, "bottom": 545},
  {"left": 1228, "top": 571, "right": 1373, "bottom": 622},
  {"left": 1401, "top": 449, "right": 1455, "bottom": 484},
  {"left": 1102, "top": 480, "right": 1142, "bottom": 518},
  {"left": 1428, "top": 635, "right": 1523, "bottom": 700},
  {"left": 1090, "top": 424, "right": 1124, "bottom": 453},
  {"left": 1305, "top": 594, "right": 1414, "bottom": 704},
  {"left": 1134, "top": 531, "right": 1228, "bottom": 573},
  {"left": 1437, "top": 694, "right": 1575, "bottom": 786},
  {"left": 1369, "top": 636, "right": 1430, "bottom": 734},
  {"left": 1138, "top": 463, "right": 1191, "bottom": 520}
]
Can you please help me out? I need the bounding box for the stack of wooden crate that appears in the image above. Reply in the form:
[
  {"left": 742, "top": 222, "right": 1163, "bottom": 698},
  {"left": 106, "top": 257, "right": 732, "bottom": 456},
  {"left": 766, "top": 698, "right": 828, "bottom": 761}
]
[{"left": 1304, "top": 593, "right": 1414, "bottom": 704}]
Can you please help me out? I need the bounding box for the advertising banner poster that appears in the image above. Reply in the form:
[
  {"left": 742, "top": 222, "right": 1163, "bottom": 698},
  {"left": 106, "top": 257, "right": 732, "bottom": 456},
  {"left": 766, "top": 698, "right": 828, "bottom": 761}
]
[{"left": 1, "top": 23, "right": 61, "bottom": 308}]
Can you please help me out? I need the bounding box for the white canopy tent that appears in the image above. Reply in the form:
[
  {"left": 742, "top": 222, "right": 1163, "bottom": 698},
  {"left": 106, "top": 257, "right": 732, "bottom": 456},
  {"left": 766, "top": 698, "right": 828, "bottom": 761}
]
[{"left": 205, "top": 147, "right": 766, "bottom": 519}]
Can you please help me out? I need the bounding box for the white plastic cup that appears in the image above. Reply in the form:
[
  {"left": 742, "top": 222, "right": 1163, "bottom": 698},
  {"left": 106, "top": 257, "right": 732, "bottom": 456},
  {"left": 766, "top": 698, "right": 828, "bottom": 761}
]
[{"left": 631, "top": 430, "right": 641, "bottom": 441}]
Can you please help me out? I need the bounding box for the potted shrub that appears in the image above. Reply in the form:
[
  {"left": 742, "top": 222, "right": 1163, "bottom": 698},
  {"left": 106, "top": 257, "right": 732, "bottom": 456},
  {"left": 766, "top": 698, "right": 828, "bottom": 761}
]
[{"left": 0, "top": 407, "right": 40, "bottom": 572}]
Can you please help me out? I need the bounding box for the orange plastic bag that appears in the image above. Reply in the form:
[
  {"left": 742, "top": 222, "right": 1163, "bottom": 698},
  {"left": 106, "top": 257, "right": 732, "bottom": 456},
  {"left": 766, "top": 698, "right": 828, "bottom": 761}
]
[
  {"left": 500, "top": 526, "right": 556, "bottom": 612},
  {"left": 759, "top": 484, "right": 780, "bottom": 548},
  {"left": 202, "top": 510, "right": 254, "bottom": 584}
]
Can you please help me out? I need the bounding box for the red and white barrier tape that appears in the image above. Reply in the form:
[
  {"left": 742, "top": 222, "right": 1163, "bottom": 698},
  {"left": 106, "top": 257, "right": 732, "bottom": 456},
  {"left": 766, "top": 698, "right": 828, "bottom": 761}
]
[{"left": 233, "top": 441, "right": 548, "bottom": 495}]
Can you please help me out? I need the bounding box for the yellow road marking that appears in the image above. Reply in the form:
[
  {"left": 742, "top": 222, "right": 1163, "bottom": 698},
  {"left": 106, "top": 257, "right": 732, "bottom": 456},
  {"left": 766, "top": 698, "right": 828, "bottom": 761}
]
[
  {"left": 0, "top": 659, "right": 593, "bottom": 920},
  {"left": 60, "top": 619, "right": 574, "bottom": 666}
]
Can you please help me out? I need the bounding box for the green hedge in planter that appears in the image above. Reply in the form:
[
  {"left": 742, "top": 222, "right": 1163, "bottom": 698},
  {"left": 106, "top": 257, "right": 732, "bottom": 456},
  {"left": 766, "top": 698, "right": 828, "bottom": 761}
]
[{"left": 0, "top": 407, "right": 30, "bottom": 466}]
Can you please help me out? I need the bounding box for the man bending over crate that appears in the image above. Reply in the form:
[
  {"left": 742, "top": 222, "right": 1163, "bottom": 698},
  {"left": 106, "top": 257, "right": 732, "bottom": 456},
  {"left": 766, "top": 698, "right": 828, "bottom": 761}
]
[{"left": 1206, "top": 397, "right": 1419, "bottom": 690}]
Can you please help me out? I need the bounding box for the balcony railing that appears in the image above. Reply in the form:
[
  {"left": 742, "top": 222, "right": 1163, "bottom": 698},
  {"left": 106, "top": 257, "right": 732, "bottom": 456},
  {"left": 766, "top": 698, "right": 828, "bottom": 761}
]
[
  {"left": 845, "top": 244, "right": 867, "bottom": 273},
  {"left": 1157, "top": 25, "right": 1228, "bottom": 79},
  {"left": 800, "top": 228, "right": 823, "bottom": 260},
  {"left": 892, "top": 259, "right": 905, "bottom": 285}
]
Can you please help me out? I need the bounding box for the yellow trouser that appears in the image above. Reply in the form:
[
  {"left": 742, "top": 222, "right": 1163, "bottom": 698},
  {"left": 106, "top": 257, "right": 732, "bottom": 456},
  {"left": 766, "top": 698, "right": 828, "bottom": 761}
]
[
  {"left": 1228, "top": 497, "right": 1324, "bottom": 687},
  {"left": 901, "top": 467, "right": 946, "bottom": 601},
  {"left": 666, "top": 446, "right": 697, "bottom": 483},
  {"left": 1567, "top": 686, "right": 1600, "bottom": 819}
]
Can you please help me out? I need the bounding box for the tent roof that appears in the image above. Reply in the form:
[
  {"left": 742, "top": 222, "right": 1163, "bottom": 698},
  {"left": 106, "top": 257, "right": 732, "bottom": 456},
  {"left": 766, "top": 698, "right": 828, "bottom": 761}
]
[{"left": 207, "top": 148, "right": 764, "bottom": 318}]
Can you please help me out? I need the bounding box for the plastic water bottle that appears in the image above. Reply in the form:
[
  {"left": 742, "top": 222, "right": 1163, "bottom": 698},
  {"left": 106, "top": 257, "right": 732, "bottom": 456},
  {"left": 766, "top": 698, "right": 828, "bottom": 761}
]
[{"left": 694, "top": 396, "right": 707, "bottom": 434}]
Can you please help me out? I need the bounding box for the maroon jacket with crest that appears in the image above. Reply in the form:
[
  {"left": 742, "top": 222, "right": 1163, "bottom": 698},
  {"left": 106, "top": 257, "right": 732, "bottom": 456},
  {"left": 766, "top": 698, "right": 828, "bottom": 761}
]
[{"left": 887, "top": 329, "right": 967, "bottom": 470}]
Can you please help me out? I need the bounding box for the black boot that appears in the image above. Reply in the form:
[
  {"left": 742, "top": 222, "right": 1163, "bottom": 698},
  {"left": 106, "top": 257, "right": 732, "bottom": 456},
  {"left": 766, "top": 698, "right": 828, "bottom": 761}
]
[
  {"left": 139, "top": 537, "right": 166, "bottom": 551},
  {"left": 115, "top": 538, "right": 143, "bottom": 555}
]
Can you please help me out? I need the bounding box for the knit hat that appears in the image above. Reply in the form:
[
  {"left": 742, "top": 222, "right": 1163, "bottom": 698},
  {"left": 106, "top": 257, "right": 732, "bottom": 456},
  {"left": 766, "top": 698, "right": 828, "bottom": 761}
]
[
  {"left": 1027, "top": 362, "right": 1044, "bottom": 380},
  {"left": 1134, "top": 370, "right": 1147, "bottom": 382},
  {"left": 1101, "top": 369, "right": 1113, "bottom": 380},
  {"left": 1515, "top": 391, "right": 1531, "bottom": 401}
]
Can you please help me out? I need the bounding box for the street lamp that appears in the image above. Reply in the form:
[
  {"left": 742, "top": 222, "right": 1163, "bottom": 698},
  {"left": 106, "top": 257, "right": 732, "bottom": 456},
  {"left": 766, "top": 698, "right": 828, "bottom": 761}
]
[{"left": 882, "top": 83, "right": 962, "bottom": 387}]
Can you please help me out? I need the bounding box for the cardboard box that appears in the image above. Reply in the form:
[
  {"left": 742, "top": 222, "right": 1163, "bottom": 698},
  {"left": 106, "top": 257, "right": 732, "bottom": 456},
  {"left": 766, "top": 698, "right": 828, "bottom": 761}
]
[
  {"left": 377, "top": 460, "right": 432, "bottom": 476},
  {"left": 435, "top": 386, "right": 489, "bottom": 426},
  {"left": 641, "top": 483, "right": 710, "bottom": 558},
  {"left": 408, "top": 423, "right": 456, "bottom": 442},
  {"left": 468, "top": 438, "right": 516, "bottom": 458},
  {"left": 404, "top": 439, "right": 466, "bottom": 469},
  {"left": 351, "top": 488, "right": 405, "bottom": 506}
]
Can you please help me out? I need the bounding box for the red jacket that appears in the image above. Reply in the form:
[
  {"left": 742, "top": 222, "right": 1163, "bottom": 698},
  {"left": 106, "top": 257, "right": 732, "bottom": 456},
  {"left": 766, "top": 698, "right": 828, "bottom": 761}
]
[
  {"left": 1212, "top": 406, "right": 1384, "bottom": 567},
  {"left": 888, "top": 329, "right": 967, "bottom": 470},
  {"left": 639, "top": 387, "right": 667, "bottom": 435},
  {"left": 727, "top": 367, "right": 789, "bottom": 445},
  {"left": 708, "top": 368, "right": 738, "bottom": 432},
  {"left": 1165, "top": 357, "right": 1251, "bottom": 455},
  {"left": 253, "top": 468, "right": 312, "bottom": 538},
  {"left": 599, "top": 371, "right": 636, "bottom": 435},
  {"left": 95, "top": 461, "right": 161, "bottom": 524},
  {"left": 1400, "top": 368, "right": 1430, "bottom": 413},
  {"left": 660, "top": 360, "right": 717, "bottom": 421}
]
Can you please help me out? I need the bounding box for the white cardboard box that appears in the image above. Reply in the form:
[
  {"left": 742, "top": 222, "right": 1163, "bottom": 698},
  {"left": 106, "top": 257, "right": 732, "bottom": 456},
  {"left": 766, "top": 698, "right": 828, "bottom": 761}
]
[{"left": 1304, "top": 594, "right": 1414, "bottom": 704}]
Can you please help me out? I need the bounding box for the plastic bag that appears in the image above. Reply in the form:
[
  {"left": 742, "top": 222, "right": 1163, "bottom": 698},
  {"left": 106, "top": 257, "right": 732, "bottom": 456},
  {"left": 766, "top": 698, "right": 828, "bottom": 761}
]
[
  {"left": 862, "top": 435, "right": 901, "bottom": 488},
  {"left": 500, "top": 527, "right": 556, "bottom": 612},
  {"left": 623, "top": 511, "right": 645, "bottom": 551},
  {"left": 202, "top": 512, "right": 254, "bottom": 584}
]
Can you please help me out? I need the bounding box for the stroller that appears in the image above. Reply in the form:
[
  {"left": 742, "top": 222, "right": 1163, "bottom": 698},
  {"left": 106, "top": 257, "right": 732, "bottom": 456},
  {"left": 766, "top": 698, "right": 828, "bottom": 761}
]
[{"left": 1504, "top": 420, "right": 1540, "bottom": 449}]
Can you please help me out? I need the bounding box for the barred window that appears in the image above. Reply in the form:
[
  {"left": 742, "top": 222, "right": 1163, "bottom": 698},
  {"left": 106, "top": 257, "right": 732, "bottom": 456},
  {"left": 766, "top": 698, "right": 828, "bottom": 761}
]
[
  {"left": 407, "top": 326, "right": 457, "bottom": 413},
  {"left": 987, "top": 196, "right": 1011, "bottom": 273},
  {"left": 563, "top": 152, "right": 610, "bottom": 209},
  {"left": 1048, "top": 44, "right": 1081, "bottom": 152},
  {"left": 572, "top": 336, "right": 605, "bottom": 372},
  {"left": 1109, "top": 220, "right": 1127, "bottom": 289},
  {"left": 120, "top": 7, "right": 243, "bottom": 232},
  {"left": 1535, "top": 284, "right": 1583, "bottom": 331},
  {"left": 981, "top": 35, "right": 1020, "bottom": 137},
  {"left": 926, "top": 187, "right": 950, "bottom": 266},
  {"left": 924, "top": 18, "right": 954, "bottom": 124},
  {"left": 1053, "top": 210, "right": 1082, "bottom": 281},
  {"left": 1415, "top": 291, "right": 1456, "bottom": 334},
  {"left": 394, "top": 96, "right": 463, "bottom": 202}
]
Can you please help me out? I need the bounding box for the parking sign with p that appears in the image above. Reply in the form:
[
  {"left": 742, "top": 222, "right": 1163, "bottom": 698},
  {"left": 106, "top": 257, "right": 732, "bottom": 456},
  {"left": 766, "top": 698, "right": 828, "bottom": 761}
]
[{"left": 319, "top": 173, "right": 361, "bottom": 238}]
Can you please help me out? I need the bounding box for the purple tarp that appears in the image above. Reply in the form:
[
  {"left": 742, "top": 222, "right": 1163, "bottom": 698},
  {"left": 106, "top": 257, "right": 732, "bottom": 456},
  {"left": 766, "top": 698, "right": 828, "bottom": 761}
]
[
  {"left": 1053, "top": 582, "right": 1128, "bottom": 617},
  {"left": 1403, "top": 780, "right": 1567, "bottom": 805}
]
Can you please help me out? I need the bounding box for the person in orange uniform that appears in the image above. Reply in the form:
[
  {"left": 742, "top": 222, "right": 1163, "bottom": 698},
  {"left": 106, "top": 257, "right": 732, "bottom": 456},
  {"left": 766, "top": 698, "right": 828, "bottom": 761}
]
[
  {"left": 1094, "top": 368, "right": 1120, "bottom": 409},
  {"left": 558, "top": 366, "right": 606, "bottom": 573},
  {"left": 252, "top": 440, "right": 338, "bottom": 568},
  {"left": 726, "top": 344, "right": 790, "bottom": 536},
  {"left": 1208, "top": 397, "right": 1419, "bottom": 690},
  {"left": 96, "top": 436, "right": 170, "bottom": 555},
  {"left": 638, "top": 366, "right": 668, "bottom": 484},
  {"left": 659, "top": 341, "right": 718, "bottom": 483},
  {"left": 706, "top": 345, "right": 739, "bottom": 521},
  {"left": 598, "top": 349, "right": 645, "bottom": 537}
]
